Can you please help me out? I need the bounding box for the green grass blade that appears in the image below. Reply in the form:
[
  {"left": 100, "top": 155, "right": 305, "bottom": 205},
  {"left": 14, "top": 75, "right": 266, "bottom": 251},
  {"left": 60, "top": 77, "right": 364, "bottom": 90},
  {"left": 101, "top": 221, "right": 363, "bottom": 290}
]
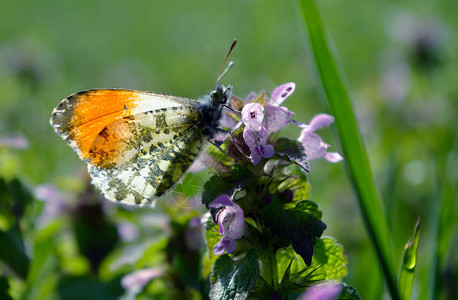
[
  {"left": 399, "top": 218, "right": 420, "bottom": 300},
  {"left": 294, "top": 0, "right": 399, "bottom": 298},
  {"left": 427, "top": 136, "right": 457, "bottom": 299}
]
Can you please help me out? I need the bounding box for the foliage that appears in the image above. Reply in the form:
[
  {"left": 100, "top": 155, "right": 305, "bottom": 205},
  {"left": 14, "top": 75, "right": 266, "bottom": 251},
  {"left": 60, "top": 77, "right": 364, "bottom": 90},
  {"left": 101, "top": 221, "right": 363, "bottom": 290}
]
[{"left": 0, "top": 0, "right": 456, "bottom": 298}]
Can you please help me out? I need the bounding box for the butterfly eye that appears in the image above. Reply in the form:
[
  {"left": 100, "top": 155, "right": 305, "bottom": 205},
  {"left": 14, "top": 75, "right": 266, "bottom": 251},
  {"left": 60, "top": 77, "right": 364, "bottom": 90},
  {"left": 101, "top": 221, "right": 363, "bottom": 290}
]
[{"left": 211, "top": 90, "right": 223, "bottom": 103}]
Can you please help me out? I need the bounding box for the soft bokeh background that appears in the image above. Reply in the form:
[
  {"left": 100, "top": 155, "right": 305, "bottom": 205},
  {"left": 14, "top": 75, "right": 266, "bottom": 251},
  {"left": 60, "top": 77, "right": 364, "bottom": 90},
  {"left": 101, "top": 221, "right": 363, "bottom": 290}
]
[{"left": 0, "top": 0, "right": 456, "bottom": 299}]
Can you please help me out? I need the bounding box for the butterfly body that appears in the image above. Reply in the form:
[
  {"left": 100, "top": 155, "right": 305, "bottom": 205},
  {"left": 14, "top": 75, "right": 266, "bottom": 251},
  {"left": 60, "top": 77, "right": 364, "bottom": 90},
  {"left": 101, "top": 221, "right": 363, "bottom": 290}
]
[{"left": 51, "top": 85, "right": 232, "bottom": 206}]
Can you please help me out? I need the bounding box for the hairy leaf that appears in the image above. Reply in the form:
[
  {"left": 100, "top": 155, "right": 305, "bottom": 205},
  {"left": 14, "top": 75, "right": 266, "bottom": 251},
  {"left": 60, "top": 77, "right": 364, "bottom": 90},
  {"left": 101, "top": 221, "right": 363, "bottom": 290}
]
[
  {"left": 262, "top": 199, "right": 326, "bottom": 266},
  {"left": 209, "top": 249, "right": 259, "bottom": 300},
  {"left": 312, "top": 237, "right": 348, "bottom": 281},
  {"left": 274, "top": 138, "right": 310, "bottom": 173}
]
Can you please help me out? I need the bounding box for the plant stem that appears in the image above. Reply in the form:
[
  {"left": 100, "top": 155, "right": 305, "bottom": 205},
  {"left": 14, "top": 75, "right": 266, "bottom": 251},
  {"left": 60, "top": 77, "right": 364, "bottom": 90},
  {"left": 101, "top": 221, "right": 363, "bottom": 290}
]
[{"left": 259, "top": 248, "right": 279, "bottom": 292}]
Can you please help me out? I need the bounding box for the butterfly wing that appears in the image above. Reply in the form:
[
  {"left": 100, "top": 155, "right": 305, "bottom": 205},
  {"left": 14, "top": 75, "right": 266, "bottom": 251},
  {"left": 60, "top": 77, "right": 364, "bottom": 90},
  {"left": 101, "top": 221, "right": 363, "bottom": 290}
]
[
  {"left": 51, "top": 89, "right": 204, "bottom": 206},
  {"left": 50, "top": 89, "right": 195, "bottom": 162}
]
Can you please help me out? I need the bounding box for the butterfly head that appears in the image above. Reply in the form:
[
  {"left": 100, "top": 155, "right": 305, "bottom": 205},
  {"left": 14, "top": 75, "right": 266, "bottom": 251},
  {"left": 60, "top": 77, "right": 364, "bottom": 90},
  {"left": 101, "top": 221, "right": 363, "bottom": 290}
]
[{"left": 211, "top": 84, "right": 232, "bottom": 105}]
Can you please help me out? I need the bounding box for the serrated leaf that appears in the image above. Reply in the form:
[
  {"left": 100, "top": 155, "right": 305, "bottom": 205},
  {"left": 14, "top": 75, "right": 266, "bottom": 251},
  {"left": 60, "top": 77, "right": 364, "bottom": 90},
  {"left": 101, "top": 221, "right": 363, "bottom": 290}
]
[
  {"left": 336, "top": 283, "right": 362, "bottom": 300},
  {"left": 201, "top": 165, "right": 252, "bottom": 207},
  {"left": 209, "top": 249, "right": 259, "bottom": 300},
  {"left": 274, "top": 138, "right": 310, "bottom": 172},
  {"left": 202, "top": 175, "right": 236, "bottom": 207},
  {"left": 277, "top": 177, "right": 311, "bottom": 205},
  {"left": 294, "top": 200, "right": 322, "bottom": 220},
  {"left": 311, "top": 237, "right": 348, "bottom": 281},
  {"left": 261, "top": 199, "right": 326, "bottom": 266}
]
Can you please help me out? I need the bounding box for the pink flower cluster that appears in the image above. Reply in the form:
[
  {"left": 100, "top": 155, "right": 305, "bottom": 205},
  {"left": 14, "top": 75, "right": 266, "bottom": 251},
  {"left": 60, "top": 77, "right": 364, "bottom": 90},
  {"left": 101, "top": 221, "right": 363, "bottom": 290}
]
[{"left": 240, "top": 82, "right": 343, "bottom": 164}]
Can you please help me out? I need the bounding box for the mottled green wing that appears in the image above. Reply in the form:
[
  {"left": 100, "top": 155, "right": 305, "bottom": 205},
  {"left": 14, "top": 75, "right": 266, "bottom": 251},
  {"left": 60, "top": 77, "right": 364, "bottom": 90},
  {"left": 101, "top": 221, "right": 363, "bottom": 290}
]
[{"left": 88, "top": 105, "right": 204, "bottom": 207}]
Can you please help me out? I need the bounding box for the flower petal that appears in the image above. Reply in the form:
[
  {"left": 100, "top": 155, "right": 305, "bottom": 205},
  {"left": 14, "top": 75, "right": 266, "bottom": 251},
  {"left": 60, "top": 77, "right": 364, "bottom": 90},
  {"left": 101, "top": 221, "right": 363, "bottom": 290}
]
[
  {"left": 270, "top": 82, "right": 296, "bottom": 106},
  {"left": 227, "top": 206, "right": 245, "bottom": 240},
  {"left": 209, "top": 194, "right": 233, "bottom": 208},
  {"left": 264, "top": 105, "right": 293, "bottom": 132},
  {"left": 301, "top": 282, "right": 342, "bottom": 300},
  {"left": 324, "top": 152, "right": 343, "bottom": 163},
  {"left": 241, "top": 103, "right": 264, "bottom": 133},
  {"left": 260, "top": 144, "right": 274, "bottom": 159},
  {"left": 243, "top": 127, "right": 257, "bottom": 150},
  {"left": 213, "top": 239, "right": 227, "bottom": 255},
  {"left": 224, "top": 237, "right": 237, "bottom": 254},
  {"left": 308, "top": 114, "right": 335, "bottom": 132},
  {"left": 257, "top": 127, "right": 269, "bottom": 144},
  {"left": 250, "top": 147, "right": 262, "bottom": 165},
  {"left": 299, "top": 132, "right": 327, "bottom": 160},
  {"left": 121, "top": 267, "right": 164, "bottom": 291}
]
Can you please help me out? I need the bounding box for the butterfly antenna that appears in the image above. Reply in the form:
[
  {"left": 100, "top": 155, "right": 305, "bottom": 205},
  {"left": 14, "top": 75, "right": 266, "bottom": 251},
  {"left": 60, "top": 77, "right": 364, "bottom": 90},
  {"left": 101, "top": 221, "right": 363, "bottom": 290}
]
[{"left": 215, "top": 39, "right": 237, "bottom": 86}]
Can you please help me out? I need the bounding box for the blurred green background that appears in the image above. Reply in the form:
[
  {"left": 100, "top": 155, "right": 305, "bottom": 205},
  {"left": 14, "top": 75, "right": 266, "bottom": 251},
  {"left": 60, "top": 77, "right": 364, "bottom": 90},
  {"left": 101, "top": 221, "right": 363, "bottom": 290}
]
[{"left": 0, "top": 0, "right": 456, "bottom": 299}]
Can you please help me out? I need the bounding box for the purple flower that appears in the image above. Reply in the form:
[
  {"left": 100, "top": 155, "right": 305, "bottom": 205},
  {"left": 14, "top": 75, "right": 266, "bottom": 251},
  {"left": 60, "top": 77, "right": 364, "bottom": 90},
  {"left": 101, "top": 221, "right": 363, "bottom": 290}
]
[
  {"left": 243, "top": 126, "right": 274, "bottom": 165},
  {"left": 34, "top": 184, "right": 67, "bottom": 225},
  {"left": 241, "top": 103, "right": 274, "bottom": 165},
  {"left": 300, "top": 282, "right": 342, "bottom": 300},
  {"left": 209, "top": 195, "right": 245, "bottom": 255},
  {"left": 0, "top": 135, "right": 29, "bottom": 149},
  {"left": 121, "top": 267, "right": 164, "bottom": 291},
  {"left": 264, "top": 82, "right": 304, "bottom": 132},
  {"left": 298, "top": 114, "right": 343, "bottom": 163},
  {"left": 241, "top": 103, "right": 264, "bottom": 133},
  {"left": 270, "top": 82, "right": 296, "bottom": 106}
]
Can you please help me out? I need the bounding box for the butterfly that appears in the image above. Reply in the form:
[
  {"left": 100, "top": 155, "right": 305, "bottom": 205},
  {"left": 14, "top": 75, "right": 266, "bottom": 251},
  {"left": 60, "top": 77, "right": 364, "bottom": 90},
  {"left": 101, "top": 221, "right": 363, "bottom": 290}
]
[{"left": 50, "top": 40, "right": 237, "bottom": 207}]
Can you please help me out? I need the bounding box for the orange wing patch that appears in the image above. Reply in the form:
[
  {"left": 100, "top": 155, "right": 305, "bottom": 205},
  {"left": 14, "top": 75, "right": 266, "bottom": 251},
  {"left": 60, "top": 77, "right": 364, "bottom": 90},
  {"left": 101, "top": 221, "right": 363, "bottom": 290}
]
[
  {"left": 51, "top": 89, "right": 195, "bottom": 168},
  {"left": 51, "top": 90, "right": 138, "bottom": 162},
  {"left": 69, "top": 90, "right": 136, "bottom": 161}
]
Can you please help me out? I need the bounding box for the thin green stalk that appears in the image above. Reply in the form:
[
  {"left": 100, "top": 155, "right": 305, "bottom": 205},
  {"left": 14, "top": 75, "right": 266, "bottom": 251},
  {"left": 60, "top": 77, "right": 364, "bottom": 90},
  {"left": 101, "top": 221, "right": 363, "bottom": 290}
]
[
  {"left": 259, "top": 249, "right": 279, "bottom": 291},
  {"left": 427, "top": 135, "right": 457, "bottom": 299},
  {"left": 399, "top": 218, "right": 420, "bottom": 300},
  {"left": 294, "top": 0, "right": 399, "bottom": 298}
]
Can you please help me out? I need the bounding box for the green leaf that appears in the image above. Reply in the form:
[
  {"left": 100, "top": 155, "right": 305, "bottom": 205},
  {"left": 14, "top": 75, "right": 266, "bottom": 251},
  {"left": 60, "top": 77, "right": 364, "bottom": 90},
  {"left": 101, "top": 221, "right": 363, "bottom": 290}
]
[
  {"left": 261, "top": 198, "right": 326, "bottom": 266},
  {"left": 311, "top": 237, "right": 348, "bottom": 281},
  {"left": 0, "top": 177, "right": 33, "bottom": 230},
  {"left": 201, "top": 165, "right": 252, "bottom": 207},
  {"left": 276, "top": 236, "right": 348, "bottom": 291},
  {"left": 209, "top": 249, "right": 259, "bottom": 300},
  {"left": 274, "top": 138, "right": 310, "bottom": 173},
  {"left": 276, "top": 176, "right": 311, "bottom": 206},
  {"left": 294, "top": 200, "right": 322, "bottom": 220},
  {"left": 336, "top": 283, "right": 362, "bottom": 300},
  {"left": 277, "top": 248, "right": 307, "bottom": 280},
  {"left": 0, "top": 276, "right": 12, "bottom": 300},
  {"left": 7, "top": 178, "right": 33, "bottom": 220},
  {"left": 0, "top": 229, "right": 30, "bottom": 279},
  {"left": 295, "top": 0, "right": 397, "bottom": 297},
  {"left": 203, "top": 221, "right": 221, "bottom": 279},
  {"left": 252, "top": 276, "right": 274, "bottom": 299},
  {"left": 57, "top": 275, "right": 123, "bottom": 300},
  {"left": 278, "top": 258, "right": 314, "bottom": 295},
  {"left": 398, "top": 218, "right": 420, "bottom": 300},
  {"left": 22, "top": 221, "right": 60, "bottom": 299}
]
